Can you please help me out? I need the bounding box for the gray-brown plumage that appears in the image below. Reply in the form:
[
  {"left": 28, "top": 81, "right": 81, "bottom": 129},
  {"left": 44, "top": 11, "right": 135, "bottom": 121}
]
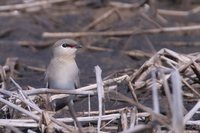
[
  {"left": 46, "top": 39, "right": 81, "bottom": 91},
  {"left": 45, "top": 39, "right": 83, "bottom": 132}
]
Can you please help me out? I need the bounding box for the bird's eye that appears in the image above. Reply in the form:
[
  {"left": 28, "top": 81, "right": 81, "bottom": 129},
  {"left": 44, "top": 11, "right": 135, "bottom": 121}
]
[{"left": 62, "top": 43, "right": 69, "bottom": 48}]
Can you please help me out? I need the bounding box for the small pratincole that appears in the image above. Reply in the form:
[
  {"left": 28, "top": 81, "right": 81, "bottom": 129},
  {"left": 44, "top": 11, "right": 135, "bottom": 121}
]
[{"left": 45, "top": 38, "right": 83, "bottom": 133}]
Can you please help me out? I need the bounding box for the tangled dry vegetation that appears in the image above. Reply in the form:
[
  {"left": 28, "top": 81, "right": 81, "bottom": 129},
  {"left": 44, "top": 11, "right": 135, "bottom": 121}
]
[
  {"left": 1, "top": 0, "right": 200, "bottom": 133},
  {"left": 0, "top": 48, "right": 200, "bottom": 133}
]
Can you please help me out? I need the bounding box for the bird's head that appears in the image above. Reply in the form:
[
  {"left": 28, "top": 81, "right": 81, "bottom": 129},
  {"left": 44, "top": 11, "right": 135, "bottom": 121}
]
[{"left": 53, "top": 39, "right": 82, "bottom": 58}]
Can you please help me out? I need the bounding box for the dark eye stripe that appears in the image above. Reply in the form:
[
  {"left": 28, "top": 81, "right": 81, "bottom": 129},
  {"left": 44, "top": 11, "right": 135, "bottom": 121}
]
[
  {"left": 62, "top": 43, "right": 68, "bottom": 48},
  {"left": 62, "top": 43, "right": 74, "bottom": 48}
]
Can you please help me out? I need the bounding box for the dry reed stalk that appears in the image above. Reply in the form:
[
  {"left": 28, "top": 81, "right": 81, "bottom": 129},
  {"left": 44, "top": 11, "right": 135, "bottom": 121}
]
[
  {"left": 86, "top": 45, "right": 152, "bottom": 58},
  {"left": 121, "top": 124, "right": 151, "bottom": 133},
  {"left": 171, "top": 69, "right": 184, "bottom": 133},
  {"left": 191, "top": 61, "right": 200, "bottom": 81},
  {"left": 0, "top": 65, "right": 7, "bottom": 89},
  {"left": 78, "top": 108, "right": 149, "bottom": 116},
  {"left": 151, "top": 70, "right": 160, "bottom": 114},
  {"left": 82, "top": 8, "right": 117, "bottom": 31},
  {"left": 0, "top": 97, "right": 40, "bottom": 121},
  {"left": 1, "top": 114, "right": 120, "bottom": 131},
  {"left": 158, "top": 9, "right": 189, "bottom": 16},
  {"left": 95, "top": 66, "right": 105, "bottom": 132},
  {"left": 0, "top": 40, "right": 54, "bottom": 49},
  {"left": 26, "top": 87, "right": 96, "bottom": 95},
  {"left": 184, "top": 100, "right": 200, "bottom": 124},
  {"left": 77, "top": 74, "right": 128, "bottom": 91},
  {"left": 43, "top": 25, "right": 200, "bottom": 38},
  {"left": 128, "top": 48, "right": 200, "bottom": 131},
  {"left": 23, "top": 65, "right": 46, "bottom": 72},
  {"left": 10, "top": 77, "right": 32, "bottom": 112},
  {"left": 129, "top": 107, "right": 137, "bottom": 128},
  {"left": 85, "top": 46, "right": 113, "bottom": 52},
  {"left": 0, "top": 0, "right": 68, "bottom": 11},
  {"left": 182, "top": 79, "right": 200, "bottom": 97},
  {"left": 0, "top": 113, "right": 121, "bottom": 127},
  {"left": 158, "top": 6, "right": 200, "bottom": 17},
  {"left": 27, "top": 129, "right": 37, "bottom": 133},
  {"left": 1, "top": 48, "right": 200, "bottom": 132},
  {"left": 157, "top": 41, "right": 200, "bottom": 47},
  {"left": 127, "top": 80, "right": 138, "bottom": 102},
  {"left": 4, "top": 125, "right": 23, "bottom": 133},
  {"left": 123, "top": 50, "right": 152, "bottom": 58},
  {"left": 0, "top": 80, "right": 76, "bottom": 132},
  {"left": 0, "top": 111, "right": 150, "bottom": 126},
  {"left": 158, "top": 69, "right": 173, "bottom": 114},
  {"left": 107, "top": 1, "right": 199, "bottom": 17},
  {"left": 108, "top": 1, "right": 142, "bottom": 9},
  {"left": 186, "top": 120, "right": 200, "bottom": 126},
  {"left": 108, "top": 91, "right": 169, "bottom": 124},
  {"left": 120, "top": 110, "right": 128, "bottom": 131}
]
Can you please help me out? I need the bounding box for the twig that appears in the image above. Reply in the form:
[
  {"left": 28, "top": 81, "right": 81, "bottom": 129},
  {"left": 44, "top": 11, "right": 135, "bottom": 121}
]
[
  {"left": 10, "top": 77, "right": 32, "bottom": 111},
  {"left": 22, "top": 64, "right": 46, "bottom": 72},
  {"left": 27, "top": 129, "right": 37, "bottom": 133},
  {"left": 25, "top": 87, "right": 96, "bottom": 95},
  {"left": 184, "top": 100, "right": 200, "bottom": 124},
  {"left": 0, "top": 113, "right": 121, "bottom": 128},
  {"left": 78, "top": 107, "right": 149, "bottom": 116},
  {"left": 0, "top": 74, "right": 127, "bottom": 97},
  {"left": 121, "top": 124, "right": 151, "bottom": 133},
  {"left": 127, "top": 80, "right": 138, "bottom": 102},
  {"left": 182, "top": 79, "right": 200, "bottom": 97},
  {"left": 43, "top": 25, "right": 200, "bottom": 38},
  {"left": 108, "top": 1, "right": 145, "bottom": 9},
  {"left": 46, "top": 113, "right": 74, "bottom": 132},
  {"left": 123, "top": 50, "right": 152, "bottom": 58},
  {"left": 158, "top": 9, "right": 189, "bottom": 16},
  {"left": 0, "top": 0, "right": 68, "bottom": 11},
  {"left": 95, "top": 66, "right": 105, "bottom": 132},
  {"left": 88, "top": 94, "right": 91, "bottom": 118},
  {"left": 0, "top": 65, "right": 7, "bottom": 89},
  {"left": 0, "top": 40, "right": 54, "bottom": 48},
  {"left": 77, "top": 75, "right": 128, "bottom": 91},
  {"left": 4, "top": 125, "right": 23, "bottom": 133},
  {"left": 100, "top": 118, "right": 116, "bottom": 130},
  {"left": 0, "top": 88, "right": 43, "bottom": 113},
  {"left": 0, "top": 97, "right": 40, "bottom": 121},
  {"left": 171, "top": 69, "right": 184, "bottom": 133},
  {"left": 186, "top": 120, "right": 200, "bottom": 126},
  {"left": 130, "top": 108, "right": 137, "bottom": 128},
  {"left": 6, "top": 89, "right": 75, "bottom": 132},
  {"left": 158, "top": 41, "right": 200, "bottom": 47},
  {"left": 85, "top": 45, "right": 113, "bottom": 52},
  {"left": 82, "top": 8, "right": 116, "bottom": 31},
  {"left": 120, "top": 110, "right": 128, "bottom": 131},
  {"left": 0, "top": 28, "right": 14, "bottom": 38},
  {"left": 158, "top": 69, "right": 173, "bottom": 114},
  {"left": 86, "top": 45, "right": 152, "bottom": 58},
  {"left": 191, "top": 61, "right": 200, "bottom": 81},
  {"left": 151, "top": 69, "right": 160, "bottom": 114},
  {"left": 158, "top": 6, "right": 200, "bottom": 17},
  {"left": 0, "top": 112, "right": 150, "bottom": 124},
  {"left": 108, "top": 91, "right": 169, "bottom": 125}
]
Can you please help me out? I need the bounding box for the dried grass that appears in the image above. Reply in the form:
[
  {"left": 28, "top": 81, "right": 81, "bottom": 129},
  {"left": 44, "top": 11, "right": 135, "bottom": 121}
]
[{"left": 0, "top": 48, "right": 200, "bottom": 132}]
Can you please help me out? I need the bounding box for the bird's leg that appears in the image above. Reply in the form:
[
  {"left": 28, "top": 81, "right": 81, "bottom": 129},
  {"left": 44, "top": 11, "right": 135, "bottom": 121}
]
[{"left": 68, "top": 99, "right": 84, "bottom": 133}]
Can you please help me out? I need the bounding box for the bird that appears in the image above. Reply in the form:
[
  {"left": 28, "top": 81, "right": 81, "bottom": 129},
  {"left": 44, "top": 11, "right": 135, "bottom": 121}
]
[{"left": 45, "top": 38, "right": 83, "bottom": 132}]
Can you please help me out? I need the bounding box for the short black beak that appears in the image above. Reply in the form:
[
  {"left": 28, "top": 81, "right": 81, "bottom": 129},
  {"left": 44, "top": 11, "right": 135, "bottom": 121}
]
[{"left": 76, "top": 44, "right": 82, "bottom": 48}]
